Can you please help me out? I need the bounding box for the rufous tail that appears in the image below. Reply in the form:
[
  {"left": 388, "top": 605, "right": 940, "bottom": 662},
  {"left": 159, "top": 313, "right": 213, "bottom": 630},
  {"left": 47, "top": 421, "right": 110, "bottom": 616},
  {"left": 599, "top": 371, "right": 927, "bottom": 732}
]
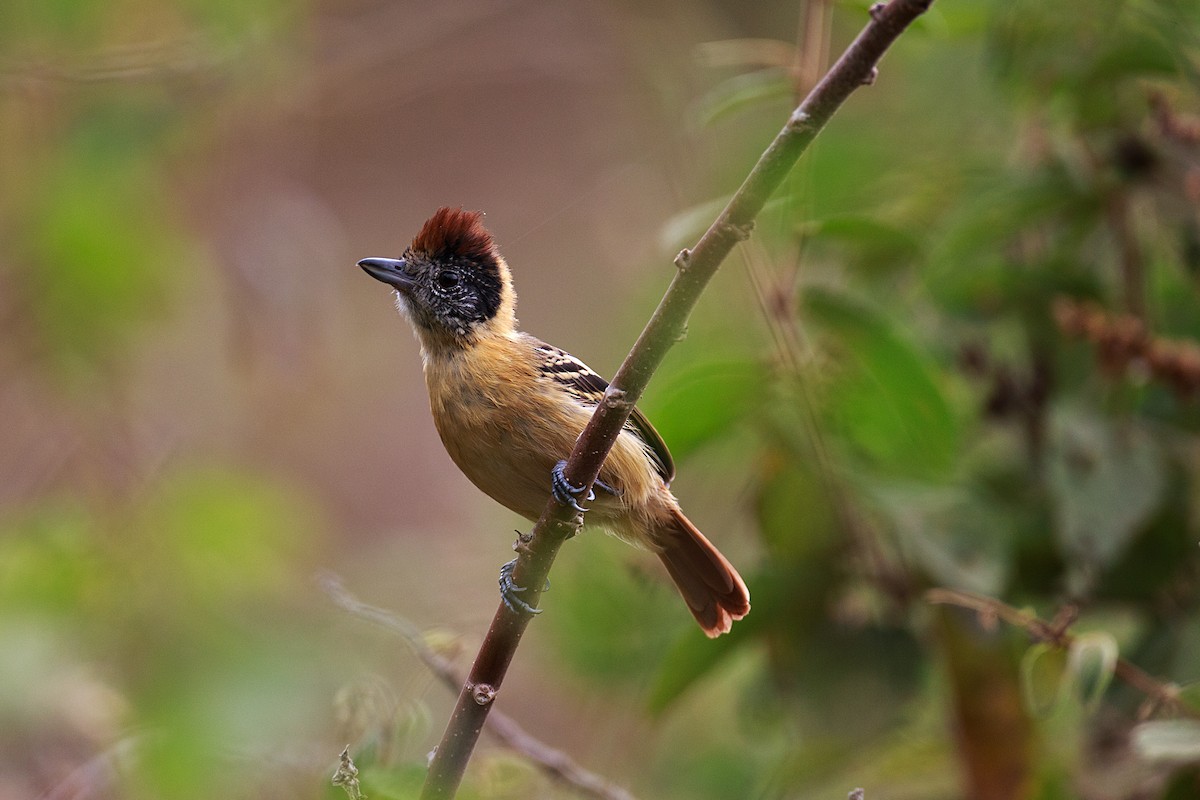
[{"left": 656, "top": 508, "right": 750, "bottom": 637}]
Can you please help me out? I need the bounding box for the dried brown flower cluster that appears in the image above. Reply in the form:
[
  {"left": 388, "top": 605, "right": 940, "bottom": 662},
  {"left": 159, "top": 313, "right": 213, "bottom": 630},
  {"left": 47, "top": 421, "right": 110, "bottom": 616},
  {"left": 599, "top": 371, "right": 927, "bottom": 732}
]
[{"left": 1053, "top": 297, "right": 1200, "bottom": 397}]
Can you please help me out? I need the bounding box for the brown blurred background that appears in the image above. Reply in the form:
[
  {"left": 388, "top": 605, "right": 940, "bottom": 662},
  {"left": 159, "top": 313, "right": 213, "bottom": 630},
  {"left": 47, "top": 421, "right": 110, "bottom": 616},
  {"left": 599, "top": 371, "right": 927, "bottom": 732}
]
[
  {"left": 7, "top": 1, "right": 1200, "bottom": 799},
  {"left": 1, "top": 1, "right": 784, "bottom": 796}
]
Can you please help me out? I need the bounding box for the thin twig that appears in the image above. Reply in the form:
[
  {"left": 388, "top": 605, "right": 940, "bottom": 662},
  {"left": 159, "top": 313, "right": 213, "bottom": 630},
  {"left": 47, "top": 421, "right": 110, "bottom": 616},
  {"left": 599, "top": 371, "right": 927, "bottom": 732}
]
[
  {"left": 927, "top": 588, "right": 1199, "bottom": 719},
  {"left": 321, "top": 574, "right": 640, "bottom": 800},
  {"left": 421, "top": 2, "right": 935, "bottom": 797}
]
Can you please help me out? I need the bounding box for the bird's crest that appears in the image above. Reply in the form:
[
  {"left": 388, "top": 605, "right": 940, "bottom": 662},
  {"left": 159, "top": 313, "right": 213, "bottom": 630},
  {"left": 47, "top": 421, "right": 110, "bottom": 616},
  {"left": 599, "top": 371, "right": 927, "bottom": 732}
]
[{"left": 410, "top": 207, "right": 497, "bottom": 266}]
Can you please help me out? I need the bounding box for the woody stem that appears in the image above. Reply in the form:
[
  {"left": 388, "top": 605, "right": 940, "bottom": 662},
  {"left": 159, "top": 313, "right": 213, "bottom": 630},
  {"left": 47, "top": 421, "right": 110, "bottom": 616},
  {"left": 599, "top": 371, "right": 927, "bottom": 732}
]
[{"left": 419, "top": 2, "right": 935, "bottom": 797}]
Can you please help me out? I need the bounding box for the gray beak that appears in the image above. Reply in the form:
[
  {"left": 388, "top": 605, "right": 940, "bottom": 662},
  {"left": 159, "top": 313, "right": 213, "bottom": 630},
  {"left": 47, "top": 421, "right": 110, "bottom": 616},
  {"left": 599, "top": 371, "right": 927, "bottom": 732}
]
[{"left": 358, "top": 257, "right": 414, "bottom": 291}]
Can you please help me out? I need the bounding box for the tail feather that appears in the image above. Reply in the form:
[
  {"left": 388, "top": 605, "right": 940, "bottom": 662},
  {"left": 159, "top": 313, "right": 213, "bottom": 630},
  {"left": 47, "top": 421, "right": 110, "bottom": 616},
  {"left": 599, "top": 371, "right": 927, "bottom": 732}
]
[{"left": 656, "top": 508, "right": 750, "bottom": 637}]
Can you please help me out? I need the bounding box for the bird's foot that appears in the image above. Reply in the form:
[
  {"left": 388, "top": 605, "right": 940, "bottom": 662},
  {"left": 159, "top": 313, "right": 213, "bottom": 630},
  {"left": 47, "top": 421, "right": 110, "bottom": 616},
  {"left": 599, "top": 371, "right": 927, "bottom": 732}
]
[
  {"left": 499, "top": 558, "right": 542, "bottom": 616},
  {"left": 551, "top": 460, "right": 593, "bottom": 513}
]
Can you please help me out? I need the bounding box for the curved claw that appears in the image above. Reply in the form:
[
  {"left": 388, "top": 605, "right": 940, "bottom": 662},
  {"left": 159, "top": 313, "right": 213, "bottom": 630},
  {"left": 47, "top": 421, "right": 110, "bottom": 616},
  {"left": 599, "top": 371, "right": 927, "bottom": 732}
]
[
  {"left": 499, "top": 558, "right": 541, "bottom": 616},
  {"left": 551, "top": 460, "right": 590, "bottom": 513}
]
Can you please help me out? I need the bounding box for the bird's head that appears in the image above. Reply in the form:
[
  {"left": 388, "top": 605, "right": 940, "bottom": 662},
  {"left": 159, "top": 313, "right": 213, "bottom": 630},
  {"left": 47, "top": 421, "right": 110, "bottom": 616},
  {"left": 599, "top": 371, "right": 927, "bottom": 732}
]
[{"left": 359, "top": 207, "right": 516, "bottom": 350}]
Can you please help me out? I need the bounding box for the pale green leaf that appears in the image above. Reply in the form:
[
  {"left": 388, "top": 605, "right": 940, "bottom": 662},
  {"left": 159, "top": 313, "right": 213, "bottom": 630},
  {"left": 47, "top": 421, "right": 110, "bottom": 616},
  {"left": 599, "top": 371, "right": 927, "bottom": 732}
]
[
  {"left": 1066, "top": 632, "right": 1118, "bottom": 711},
  {"left": 1047, "top": 407, "right": 1166, "bottom": 575},
  {"left": 803, "top": 287, "right": 959, "bottom": 477}
]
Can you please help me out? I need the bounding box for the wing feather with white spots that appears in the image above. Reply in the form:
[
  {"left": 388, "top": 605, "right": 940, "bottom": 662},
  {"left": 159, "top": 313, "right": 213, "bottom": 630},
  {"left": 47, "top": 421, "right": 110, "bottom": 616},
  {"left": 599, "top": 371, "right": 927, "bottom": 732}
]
[{"left": 532, "top": 341, "right": 675, "bottom": 484}]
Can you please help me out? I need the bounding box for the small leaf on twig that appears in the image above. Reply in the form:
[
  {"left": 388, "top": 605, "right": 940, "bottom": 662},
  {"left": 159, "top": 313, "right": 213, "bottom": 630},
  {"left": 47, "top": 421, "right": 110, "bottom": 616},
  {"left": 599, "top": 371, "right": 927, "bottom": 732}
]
[
  {"left": 1066, "top": 632, "right": 1118, "bottom": 712},
  {"left": 1020, "top": 643, "right": 1069, "bottom": 718}
]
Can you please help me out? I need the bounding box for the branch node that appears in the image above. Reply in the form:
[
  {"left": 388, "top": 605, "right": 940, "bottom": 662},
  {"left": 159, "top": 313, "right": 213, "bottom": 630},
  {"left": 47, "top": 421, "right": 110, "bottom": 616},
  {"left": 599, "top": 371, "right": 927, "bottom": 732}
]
[
  {"left": 869, "top": 2, "right": 886, "bottom": 20},
  {"left": 1045, "top": 604, "right": 1079, "bottom": 647},
  {"left": 471, "top": 683, "right": 497, "bottom": 706},
  {"left": 674, "top": 248, "right": 692, "bottom": 271},
  {"left": 603, "top": 387, "right": 630, "bottom": 410},
  {"left": 512, "top": 530, "right": 534, "bottom": 554},
  {"left": 787, "top": 109, "right": 813, "bottom": 132},
  {"left": 675, "top": 323, "right": 689, "bottom": 343},
  {"left": 731, "top": 221, "right": 755, "bottom": 241},
  {"left": 862, "top": 66, "right": 879, "bottom": 86},
  {"left": 549, "top": 516, "right": 583, "bottom": 540},
  {"left": 716, "top": 219, "right": 756, "bottom": 244}
]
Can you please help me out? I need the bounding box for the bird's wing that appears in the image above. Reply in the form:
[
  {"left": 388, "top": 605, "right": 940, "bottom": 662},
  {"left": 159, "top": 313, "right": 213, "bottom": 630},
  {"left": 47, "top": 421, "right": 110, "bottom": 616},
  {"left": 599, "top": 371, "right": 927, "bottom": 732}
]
[{"left": 532, "top": 340, "right": 676, "bottom": 484}]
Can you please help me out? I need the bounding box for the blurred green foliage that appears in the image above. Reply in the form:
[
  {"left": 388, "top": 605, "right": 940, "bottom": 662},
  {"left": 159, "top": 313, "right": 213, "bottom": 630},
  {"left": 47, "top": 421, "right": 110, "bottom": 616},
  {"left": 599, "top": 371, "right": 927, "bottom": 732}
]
[
  {"left": 4, "top": 0, "right": 1200, "bottom": 799},
  {"left": 0, "top": 469, "right": 326, "bottom": 799},
  {"left": 551, "top": 1, "right": 1200, "bottom": 798}
]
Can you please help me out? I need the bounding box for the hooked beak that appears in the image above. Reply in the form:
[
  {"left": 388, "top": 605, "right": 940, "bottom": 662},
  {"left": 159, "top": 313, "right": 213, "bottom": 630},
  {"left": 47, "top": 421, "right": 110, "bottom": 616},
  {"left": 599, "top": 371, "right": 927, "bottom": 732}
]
[{"left": 358, "top": 257, "right": 414, "bottom": 291}]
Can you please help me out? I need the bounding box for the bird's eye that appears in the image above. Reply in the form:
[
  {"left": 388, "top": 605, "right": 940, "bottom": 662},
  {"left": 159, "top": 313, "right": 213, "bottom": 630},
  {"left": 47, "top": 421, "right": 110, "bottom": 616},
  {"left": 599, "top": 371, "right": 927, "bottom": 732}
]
[{"left": 436, "top": 271, "right": 460, "bottom": 290}]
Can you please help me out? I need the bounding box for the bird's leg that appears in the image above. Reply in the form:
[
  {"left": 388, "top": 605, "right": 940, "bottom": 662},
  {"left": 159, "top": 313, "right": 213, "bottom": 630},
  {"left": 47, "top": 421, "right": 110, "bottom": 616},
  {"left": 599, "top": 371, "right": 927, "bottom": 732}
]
[
  {"left": 498, "top": 559, "right": 542, "bottom": 616},
  {"left": 551, "top": 460, "right": 593, "bottom": 513}
]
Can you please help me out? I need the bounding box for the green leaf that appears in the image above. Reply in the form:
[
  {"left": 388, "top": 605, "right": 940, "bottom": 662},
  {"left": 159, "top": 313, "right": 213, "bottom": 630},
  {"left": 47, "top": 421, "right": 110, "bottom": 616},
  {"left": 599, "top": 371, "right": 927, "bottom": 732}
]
[
  {"left": 1020, "top": 642, "right": 1069, "bottom": 718},
  {"left": 754, "top": 460, "right": 838, "bottom": 562},
  {"left": 547, "top": 537, "right": 679, "bottom": 686},
  {"left": 1047, "top": 407, "right": 1166, "bottom": 579},
  {"left": 358, "top": 763, "right": 429, "bottom": 800},
  {"left": 1132, "top": 720, "right": 1200, "bottom": 763},
  {"left": 647, "top": 626, "right": 740, "bottom": 714},
  {"left": 807, "top": 215, "right": 923, "bottom": 275},
  {"left": 925, "top": 167, "right": 1098, "bottom": 318},
  {"left": 874, "top": 484, "right": 1010, "bottom": 595},
  {"left": 657, "top": 197, "right": 731, "bottom": 252},
  {"left": 802, "top": 287, "right": 959, "bottom": 477},
  {"left": 690, "top": 68, "right": 792, "bottom": 130},
  {"left": 1084, "top": 28, "right": 1180, "bottom": 84},
  {"left": 644, "top": 360, "right": 762, "bottom": 462},
  {"left": 1066, "top": 632, "right": 1118, "bottom": 711}
]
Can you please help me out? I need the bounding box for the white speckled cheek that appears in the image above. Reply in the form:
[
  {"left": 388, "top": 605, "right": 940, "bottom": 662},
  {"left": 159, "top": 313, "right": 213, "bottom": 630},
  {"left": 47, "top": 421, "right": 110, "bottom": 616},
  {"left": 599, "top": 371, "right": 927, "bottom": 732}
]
[
  {"left": 392, "top": 290, "right": 412, "bottom": 320},
  {"left": 392, "top": 291, "right": 431, "bottom": 364}
]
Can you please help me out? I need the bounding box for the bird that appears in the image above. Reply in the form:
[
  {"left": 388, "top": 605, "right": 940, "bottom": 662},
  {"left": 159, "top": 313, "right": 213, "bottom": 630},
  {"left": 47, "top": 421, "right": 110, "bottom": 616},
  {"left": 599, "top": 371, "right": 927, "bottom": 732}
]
[{"left": 358, "top": 207, "right": 749, "bottom": 637}]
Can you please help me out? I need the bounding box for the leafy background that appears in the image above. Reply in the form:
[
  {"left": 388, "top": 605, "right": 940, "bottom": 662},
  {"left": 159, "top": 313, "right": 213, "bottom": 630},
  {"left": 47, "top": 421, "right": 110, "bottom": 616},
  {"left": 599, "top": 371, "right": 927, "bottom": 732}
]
[{"left": 3, "top": 0, "right": 1200, "bottom": 798}]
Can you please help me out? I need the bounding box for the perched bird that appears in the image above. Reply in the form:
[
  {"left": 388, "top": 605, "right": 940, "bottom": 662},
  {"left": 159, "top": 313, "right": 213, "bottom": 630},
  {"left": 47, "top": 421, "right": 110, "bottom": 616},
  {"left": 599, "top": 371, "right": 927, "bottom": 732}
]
[{"left": 359, "top": 207, "right": 749, "bottom": 636}]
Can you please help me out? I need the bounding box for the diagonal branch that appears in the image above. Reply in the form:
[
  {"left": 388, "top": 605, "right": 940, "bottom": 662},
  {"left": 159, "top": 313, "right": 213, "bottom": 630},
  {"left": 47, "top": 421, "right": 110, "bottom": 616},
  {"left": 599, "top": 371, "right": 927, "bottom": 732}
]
[
  {"left": 421, "top": 2, "right": 935, "bottom": 797},
  {"left": 927, "top": 588, "right": 1200, "bottom": 719}
]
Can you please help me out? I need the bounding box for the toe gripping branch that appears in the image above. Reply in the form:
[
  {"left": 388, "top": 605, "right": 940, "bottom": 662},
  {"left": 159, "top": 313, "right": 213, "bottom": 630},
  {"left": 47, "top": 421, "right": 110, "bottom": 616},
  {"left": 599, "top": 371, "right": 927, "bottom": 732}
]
[
  {"left": 551, "top": 460, "right": 593, "bottom": 513},
  {"left": 499, "top": 558, "right": 545, "bottom": 616},
  {"left": 502, "top": 462, "right": 620, "bottom": 616},
  {"left": 551, "top": 460, "right": 620, "bottom": 512}
]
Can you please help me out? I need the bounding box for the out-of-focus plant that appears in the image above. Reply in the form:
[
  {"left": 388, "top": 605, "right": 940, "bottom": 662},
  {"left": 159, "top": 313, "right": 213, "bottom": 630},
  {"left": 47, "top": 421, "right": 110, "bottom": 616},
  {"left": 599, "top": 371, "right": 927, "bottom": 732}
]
[
  {"left": 7, "top": 0, "right": 1200, "bottom": 798},
  {"left": 0, "top": 2, "right": 330, "bottom": 799},
  {"left": 541, "top": 1, "right": 1200, "bottom": 798}
]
